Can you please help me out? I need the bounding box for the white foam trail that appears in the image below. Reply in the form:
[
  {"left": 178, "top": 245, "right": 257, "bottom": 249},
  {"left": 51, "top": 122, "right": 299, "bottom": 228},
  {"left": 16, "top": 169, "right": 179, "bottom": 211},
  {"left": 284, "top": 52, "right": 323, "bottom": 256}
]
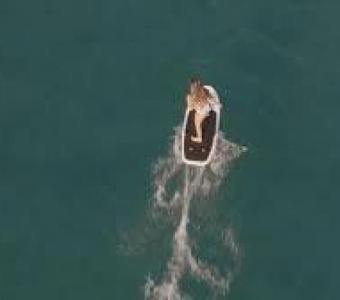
[{"left": 145, "top": 127, "right": 246, "bottom": 300}]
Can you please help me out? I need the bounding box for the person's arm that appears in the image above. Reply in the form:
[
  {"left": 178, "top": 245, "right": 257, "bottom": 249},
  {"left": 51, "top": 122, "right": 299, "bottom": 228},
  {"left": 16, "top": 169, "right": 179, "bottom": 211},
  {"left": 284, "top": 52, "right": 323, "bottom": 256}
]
[
  {"left": 208, "top": 95, "right": 222, "bottom": 110},
  {"left": 186, "top": 94, "right": 194, "bottom": 110}
]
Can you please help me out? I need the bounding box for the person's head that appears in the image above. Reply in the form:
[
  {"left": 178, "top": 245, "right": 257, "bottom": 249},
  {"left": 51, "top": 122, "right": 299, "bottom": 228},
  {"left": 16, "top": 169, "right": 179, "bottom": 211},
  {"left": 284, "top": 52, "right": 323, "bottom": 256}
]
[{"left": 189, "top": 77, "right": 202, "bottom": 94}]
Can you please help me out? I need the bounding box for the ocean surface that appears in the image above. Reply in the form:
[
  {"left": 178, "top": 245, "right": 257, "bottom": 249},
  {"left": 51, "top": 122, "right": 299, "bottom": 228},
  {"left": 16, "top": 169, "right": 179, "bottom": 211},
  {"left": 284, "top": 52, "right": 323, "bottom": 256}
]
[{"left": 1, "top": 0, "right": 340, "bottom": 299}]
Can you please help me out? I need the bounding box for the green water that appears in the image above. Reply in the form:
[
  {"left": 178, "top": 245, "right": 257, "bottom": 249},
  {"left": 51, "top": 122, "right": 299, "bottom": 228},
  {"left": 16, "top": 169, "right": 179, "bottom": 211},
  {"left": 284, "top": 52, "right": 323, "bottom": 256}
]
[{"left": 1, "top": 0, "right": 339, "bottom": 299}]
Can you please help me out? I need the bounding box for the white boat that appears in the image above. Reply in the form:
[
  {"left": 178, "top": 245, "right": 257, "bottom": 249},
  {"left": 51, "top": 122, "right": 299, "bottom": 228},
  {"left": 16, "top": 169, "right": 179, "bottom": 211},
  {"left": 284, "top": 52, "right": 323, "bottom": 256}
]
[{"left": 181, "top": 85, "right": 221, "bottom": 167}]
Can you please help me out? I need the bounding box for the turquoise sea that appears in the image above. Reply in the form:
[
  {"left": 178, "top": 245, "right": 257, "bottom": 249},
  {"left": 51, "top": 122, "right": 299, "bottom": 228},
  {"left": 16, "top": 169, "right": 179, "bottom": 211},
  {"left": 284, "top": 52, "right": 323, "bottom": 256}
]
[{"left": 1, "top": 0, "right": 339, "bottom": 299}]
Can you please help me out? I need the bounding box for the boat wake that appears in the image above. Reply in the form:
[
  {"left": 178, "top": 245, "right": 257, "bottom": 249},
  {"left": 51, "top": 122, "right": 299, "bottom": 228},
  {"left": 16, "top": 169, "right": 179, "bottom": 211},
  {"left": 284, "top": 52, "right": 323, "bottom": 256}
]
[{"left": 144, "top": 126, "right": 246, "bottom": 300}]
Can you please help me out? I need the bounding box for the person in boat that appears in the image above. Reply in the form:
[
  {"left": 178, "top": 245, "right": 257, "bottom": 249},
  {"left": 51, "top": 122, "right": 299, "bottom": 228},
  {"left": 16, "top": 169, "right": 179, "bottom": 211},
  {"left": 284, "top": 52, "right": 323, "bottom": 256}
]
[{"left": 186, "top": 78, "right": 216, "bottom": 143}]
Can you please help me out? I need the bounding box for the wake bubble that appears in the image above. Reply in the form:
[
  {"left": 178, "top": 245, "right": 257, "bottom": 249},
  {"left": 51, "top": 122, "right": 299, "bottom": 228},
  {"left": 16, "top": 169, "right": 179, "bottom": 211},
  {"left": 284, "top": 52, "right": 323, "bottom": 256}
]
[{"left": 145, "top": 126, "right": 246, "bottom": 300}]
